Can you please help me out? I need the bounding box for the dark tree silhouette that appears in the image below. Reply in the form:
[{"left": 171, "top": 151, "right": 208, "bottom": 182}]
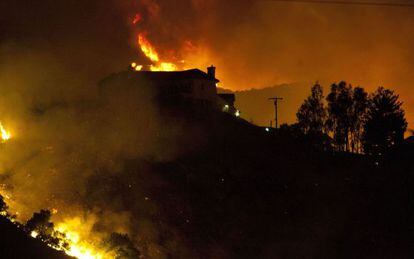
[
  {"left": 326, "top": 81, "right": 353, "bottom": 152},
  {"left": 363, "top": 87, "right": 407, "bottom": 156},
  {"left": 299, "top": 82, "right": 405, "bottom": 154},
  {"left": 25, "top": 209, "right": 68, "bottom": 249},
  {"left": 297, "top": 82, "right": 327, "bottom": 135},
  {"left": 350, "top": 87, "right": 369, "bottom": 153},
  {"left": 104, "top": 233, "right": 141, "bottom": 259},
  {"left": 25, "top": 209, "right": 54, "bottom": 237},
  {"left": 0, "top": 194, "right": 8, "bottom": 216}
]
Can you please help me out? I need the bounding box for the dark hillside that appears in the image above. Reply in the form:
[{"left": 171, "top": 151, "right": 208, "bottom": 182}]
[
  {"left": 87, "top": 104, "right": 414, "bottom": 258},
  {"left": 0, "top": 217, "right": 71, "bottom": 259},
  {"left": 169, "top": 110, "right": 413, "bottom": 258}
]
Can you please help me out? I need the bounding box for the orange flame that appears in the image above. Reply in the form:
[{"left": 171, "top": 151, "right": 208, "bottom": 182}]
[
  {"left": 138, "top": 33, "right": 159, "bottom": 63},
  {"left": 131, "top": 12, "right": 181, "bottom": 72},
  {"left": 135, "top": 33, "right": 178, "bottom": 71}
]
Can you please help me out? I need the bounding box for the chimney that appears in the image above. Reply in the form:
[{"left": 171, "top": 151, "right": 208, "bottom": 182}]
[{"left": 207, "top": 66, "right": 216, "bottom": 80}]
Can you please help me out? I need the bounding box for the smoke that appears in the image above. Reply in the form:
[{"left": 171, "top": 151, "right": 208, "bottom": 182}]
[
  {"left": 0, "top": 1, "right": 202, "bottom": 253},
  {"left": 0, "top": 43, "right": 202, "bottom": 256},
  {"left": 115, "top": 0, "right": 414, "bottom": 125},
  {"left": 4, "top": 0, "right": 414, "bottom": 93},
  {"left": 0, "top": 1, "right": 194, "bottom": 257}
]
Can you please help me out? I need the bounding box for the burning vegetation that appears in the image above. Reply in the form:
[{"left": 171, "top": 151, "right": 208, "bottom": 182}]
[
  {"left": 0, "top": 122, "right": 11, "bottom": 143},
  {"left": 0, "top": 196, "right": 140, "bottom": 259},
  {"left": 131, "top": 16, "right": 180, "bottom": 72}
]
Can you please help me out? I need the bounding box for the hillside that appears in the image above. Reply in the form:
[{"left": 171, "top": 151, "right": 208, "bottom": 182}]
[
  {"left": 0, "top": 217, "right": 71, "bottom": 258},
  {"left": 1, "top": 103, "right": 413, "bottom": 258},
  {"left": 108, "top": 107, "right": 414, "bottom": 258}
]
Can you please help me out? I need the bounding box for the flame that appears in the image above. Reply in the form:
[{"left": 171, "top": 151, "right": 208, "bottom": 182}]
[
  {"left": 0, "top": 122, "right": 11, "bottom": 142},
  {"left": 138, "top": 33, "right": 159, "bottom": 63},
  {"left": 149, "top": 62, "right": 177, "bottom": 71},
  {"left": 131, "top": 12, "right": 180, "bottom": 72},
  {"left": 135, "top": 33, "right": 178, "bottom": 72},
  {"left": 56, "top": 217, "right": 112, "bottom": 259}
]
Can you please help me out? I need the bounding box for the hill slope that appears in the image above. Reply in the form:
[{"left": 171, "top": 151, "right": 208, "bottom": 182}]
[
  {"left": 0, "top": 217, "right": 71, "bottom": 258},
  {"left": 110, "top": 107, "right": 414, "bottom": 258},
  {"left": 2, "top": 104, "right": 413, "bottom": 259}
]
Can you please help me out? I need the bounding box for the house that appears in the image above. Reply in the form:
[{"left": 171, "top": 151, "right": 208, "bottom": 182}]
[{"left": 99, "top": 66, "right": 238, "bottom": 115}]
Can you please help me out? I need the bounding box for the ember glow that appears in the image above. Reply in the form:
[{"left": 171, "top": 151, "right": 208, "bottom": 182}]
[
  {"left": 131, "top": 62, "right": 143, "bottom": 71},
  {"left": 30, "top": 230, "right": 39, "bottom": 238},
  {"left": 132, "top": 13, "right": 142, "bottom": 25}
]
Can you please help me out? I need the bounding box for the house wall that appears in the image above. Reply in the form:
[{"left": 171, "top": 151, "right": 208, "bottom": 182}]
[
  {"left": 188, "top": 79, "right": 217, "bottom": 102},
  {"left": 158, "top": 78, "right": 217, "bottom": 108},
  {"left": 100, "top": 71, "right": 226, "bottom": 111}
]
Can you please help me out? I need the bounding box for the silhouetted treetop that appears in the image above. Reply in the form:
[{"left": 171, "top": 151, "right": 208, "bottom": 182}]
[
  {"left": 363, "top": 87, "right": 407, "bottom": 156},
  {"left": 297, "top": 82, "right": 406, "bottom": 155},
  {"left": 25, "top": 210, "right": 54, "bottom": 237},
  {"left": 326, "top": 81, "right": 354, "bottom": 152},
  {"left": 297, "top": 82, "right": 327, "bottom": 135}
]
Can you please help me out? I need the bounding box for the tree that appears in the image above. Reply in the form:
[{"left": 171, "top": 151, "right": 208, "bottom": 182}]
[
  {"left": 25, "top": 209, "right": 68, "bottom": 249},
  {"left": 350, "top": 87, "right": 369, "bottom": 153},
  {"left": 0, "top": 194, "right": 8, "bottom": 217},
  {"left": 25, "top": 209, "right": 54, "bottom": 237},
  {"left": 326, "top": 81, "right": 353, "bottom": 152},
  {"left": 363, "top": 87, "right": 407, "bottom": 156},
  {"left": 297, "top": 82, "right": 327, "bottom": 135},
  {"left": 104, "top": 233, "right": 141, "bottom": 259}
]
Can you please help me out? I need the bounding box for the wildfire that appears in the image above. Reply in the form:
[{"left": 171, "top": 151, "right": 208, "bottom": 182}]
[
  {"left": 0, "top": 122, "right": 11, "bottom": 142},
  {"left": 138, "top": 33, "right": 160, "bottom": 63},
  {"left": 55, "top": 218, "right": 110, "bottom": 259},
  {"left": 132, "top": 19, "right": 178, "bottom": 72},
  {"left": 148, "top": 62, "right": 178, "bottom": 72}
]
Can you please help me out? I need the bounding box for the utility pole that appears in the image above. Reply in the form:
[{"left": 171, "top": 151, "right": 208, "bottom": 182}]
[{"left": 268, "top": 97, "right": 283, "bottom": 129}]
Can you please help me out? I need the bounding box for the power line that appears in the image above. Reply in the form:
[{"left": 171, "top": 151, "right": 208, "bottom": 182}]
[{"left": 263, "top": 0, "right": 414, "bottom": 7}]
